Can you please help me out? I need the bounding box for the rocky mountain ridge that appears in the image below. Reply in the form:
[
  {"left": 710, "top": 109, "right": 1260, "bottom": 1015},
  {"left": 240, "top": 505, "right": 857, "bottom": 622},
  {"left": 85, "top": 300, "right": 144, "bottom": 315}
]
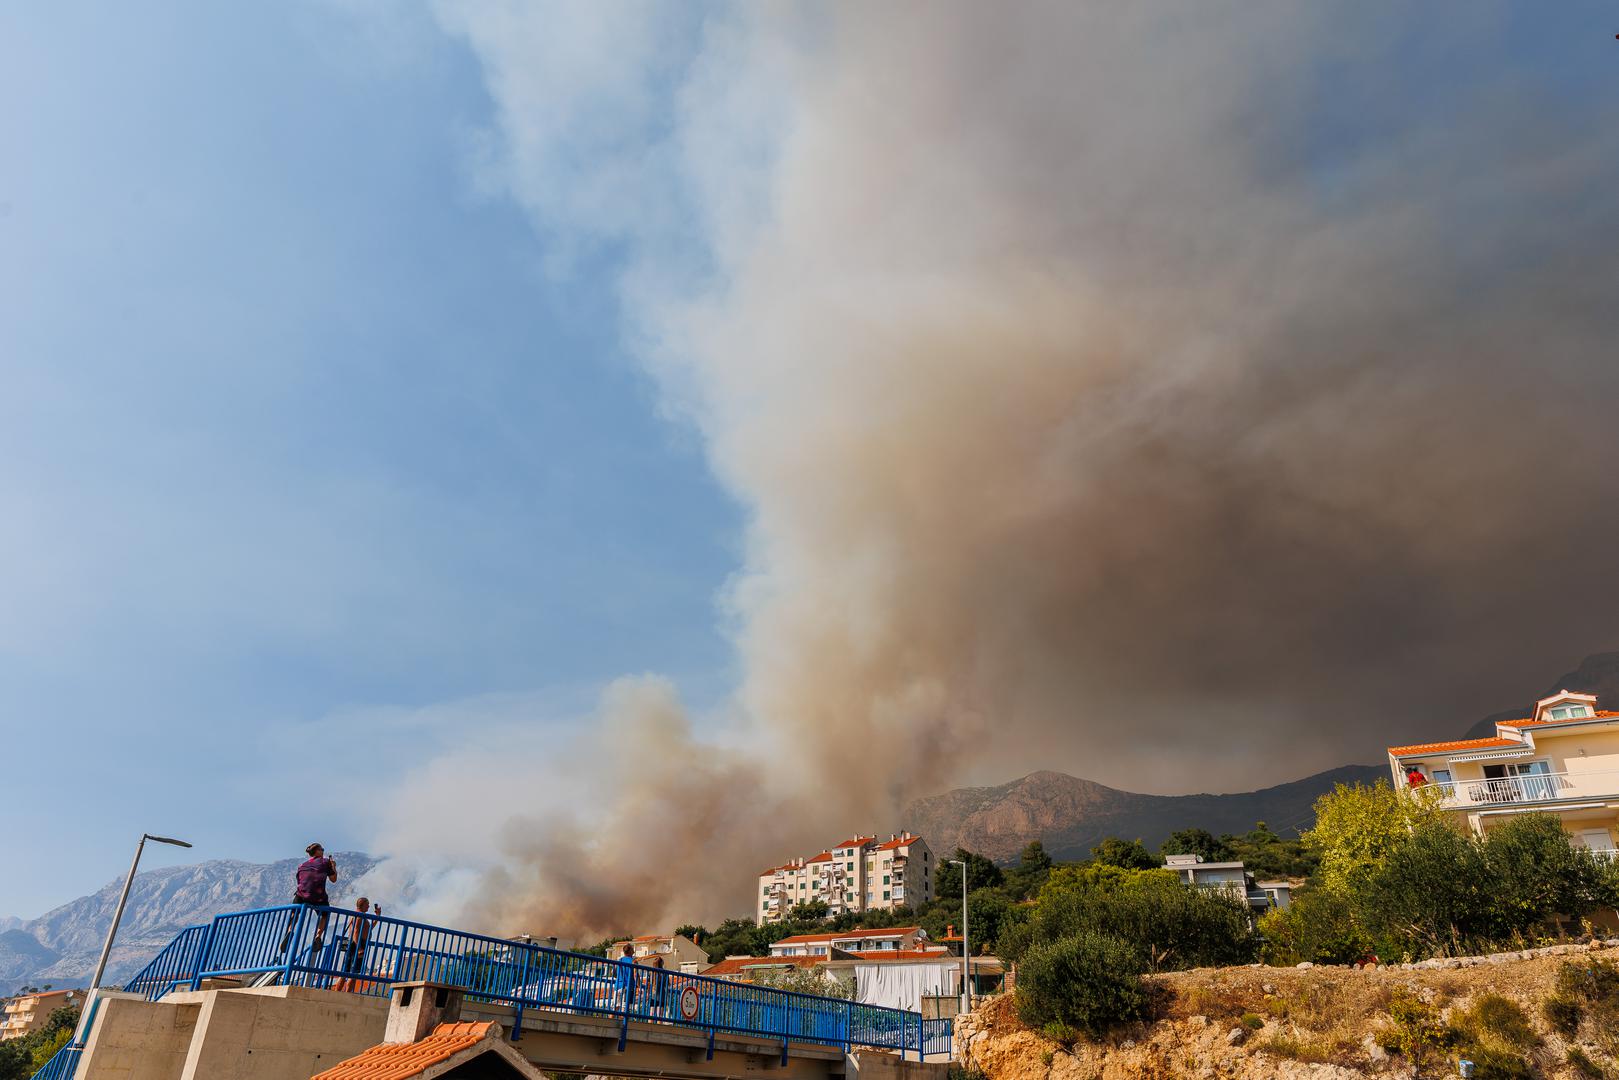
[{"left": 901, "top": 765, "right": 1384, "bottom": 863}]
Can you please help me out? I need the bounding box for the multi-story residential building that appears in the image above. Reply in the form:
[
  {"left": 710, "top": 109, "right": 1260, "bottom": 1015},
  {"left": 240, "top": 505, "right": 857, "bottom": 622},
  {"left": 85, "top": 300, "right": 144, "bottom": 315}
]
[
  {"left": 756, "top": 833, "right": 934, "bottom": 923},
  {"left": 1, "top": 989, "right": 83, "bottom": 1042},
  {"left": 604, "top": 933, "right": 711, "bottom": 974},
  {"left": 1387, "top": 689, "right": 1619, "bottom": 855}
]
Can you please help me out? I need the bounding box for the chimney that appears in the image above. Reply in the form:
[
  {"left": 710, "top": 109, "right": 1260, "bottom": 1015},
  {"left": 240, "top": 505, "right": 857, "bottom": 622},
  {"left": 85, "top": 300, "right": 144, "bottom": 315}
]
[{"left": 384, "top": 982, "right": 465, "bottom": 1044}]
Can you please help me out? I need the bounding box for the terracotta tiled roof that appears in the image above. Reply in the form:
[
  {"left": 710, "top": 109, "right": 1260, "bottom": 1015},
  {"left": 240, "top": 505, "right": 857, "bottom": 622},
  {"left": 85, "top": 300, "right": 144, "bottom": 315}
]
[
  {"left": 311, "top": 1023, "right": 504, "bottom": 1080},
  {"left": 833, "top": 948, "right": 951, "bottom": 962},
  {"left": 772, "top": 926, "right": 920, "bottom": 946},
  {"left": 832, "top": 836, "right": 875, "bottom": 850},
  {"left": 703, "top": 956, "right": 824, "bottom": 977},
  {"left": 1501, "top": 711, "right": 1619, "bottom": 729},
  {"left": 1387, "top": 736, "right": 1522, "bottom": 757},
  {"left": 806, "top": 852, "right": 834, "bottom": 863},
  {"left": 873, "top": 834, "right": 920, "bottom": 851}
]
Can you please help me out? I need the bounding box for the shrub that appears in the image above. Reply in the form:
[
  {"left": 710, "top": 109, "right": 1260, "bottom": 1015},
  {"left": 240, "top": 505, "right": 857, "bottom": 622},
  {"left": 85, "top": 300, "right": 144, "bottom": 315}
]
[
  {"left": 1258, "top": 886, "right": 1370, "bottom": 965},
  {"left": 1461, "top": 993, "right": 1540, "bottom": 1050},
  {"left": 1542, "top": 993, "right": 1583, "bottom": 1038},
  {"left": 1558, "top": 957, "right": 1619, "bottom": 1004},
  {"left": 1016, "top": 931, "right": 1150, "bottom": 1038},
  {"left": 1239, "top": 1012, "right": 1263, "bottom": 1030},
  {"left": 1259, "top": 1034, "right": 1334, "bottom": 1063},
  {"left": 1567, "top": 1047, "right": 1609, "bottom": 1079},
  {"left": 1464, "top": 1047, "right": 1535, "bottom": 1080},
  {"left": 1010, "top": 865, "right": 1257, "bottom": 970},
  {"left": 1382, "top": 988, "right": 1455, "bottom": 1068}
]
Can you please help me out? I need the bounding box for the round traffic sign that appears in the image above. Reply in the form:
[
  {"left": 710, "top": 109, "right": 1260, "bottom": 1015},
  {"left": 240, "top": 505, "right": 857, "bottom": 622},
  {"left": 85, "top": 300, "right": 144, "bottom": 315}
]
[{"left": 679, "top": 984, "right": 701, "bottom": 1021}]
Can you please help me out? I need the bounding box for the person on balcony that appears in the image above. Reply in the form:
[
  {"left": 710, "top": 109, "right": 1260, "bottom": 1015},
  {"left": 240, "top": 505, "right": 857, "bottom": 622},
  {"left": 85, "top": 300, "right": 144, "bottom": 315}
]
[{"left": 1406, "top": 767, "right": 1428, "bottom": 787}]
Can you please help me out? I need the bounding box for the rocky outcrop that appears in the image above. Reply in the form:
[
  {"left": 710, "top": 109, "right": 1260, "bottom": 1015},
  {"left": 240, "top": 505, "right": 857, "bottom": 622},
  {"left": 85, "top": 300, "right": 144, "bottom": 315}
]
[{"left": 953, "top": 939, "right": 1619, "bottom": 1079}]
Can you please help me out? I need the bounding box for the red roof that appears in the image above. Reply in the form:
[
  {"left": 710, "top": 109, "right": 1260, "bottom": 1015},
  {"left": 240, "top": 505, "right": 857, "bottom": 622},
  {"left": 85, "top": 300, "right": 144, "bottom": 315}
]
[
  {"left": 772, "top": 926, "right": 920, "bottom": 946},
  {"left": 806, "top": 852, "right": 834, "bottom": 863},
  {"left": 833, "top": 949, "right": 951, "bottom": 962},
  {"left": 1387, "top": 736, "right": 1522, "bottom": 757},
  {"left": 312, "top": 1022, "right": 510, "bottom": 1080},
  {"left": 703, "top": 956, "right": 824, "bottom": 977},
  {"left": 832, "top": 836, "right": 875, "bottom": 850},
  {"left": 873, "top": 834, "right": 921, "bottom": 851},
  {"left": 1501, "top": 711, "right": 1619, "bottom": 729}
]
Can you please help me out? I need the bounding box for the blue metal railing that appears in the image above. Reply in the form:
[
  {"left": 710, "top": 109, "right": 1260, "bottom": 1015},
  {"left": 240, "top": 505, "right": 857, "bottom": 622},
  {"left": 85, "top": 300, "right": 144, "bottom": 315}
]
[
  {"left": 26, "top": 994, "right": 103, "bottom": 1080},
  {"left": 29, "top": 1044, "right": 81, "bottom": 1080},
  {"left": 152, "top": 903, "right": 947, "bottom": 1060},
  {"left": 122, "top": 923, "right": 209, "bottom": 998}
]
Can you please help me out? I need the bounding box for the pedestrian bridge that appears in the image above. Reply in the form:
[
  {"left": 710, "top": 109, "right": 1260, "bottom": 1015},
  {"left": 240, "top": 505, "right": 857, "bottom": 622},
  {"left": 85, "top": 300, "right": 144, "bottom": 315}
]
[{"left": 34, "top": 904, "right": 952, "bottom": 1080}]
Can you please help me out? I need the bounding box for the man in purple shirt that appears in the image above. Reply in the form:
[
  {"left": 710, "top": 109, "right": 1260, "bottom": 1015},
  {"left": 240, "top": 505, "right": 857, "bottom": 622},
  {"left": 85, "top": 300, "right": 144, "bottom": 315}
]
[{"left": 279, "top": 842, "right": 338, "bottom": 958}]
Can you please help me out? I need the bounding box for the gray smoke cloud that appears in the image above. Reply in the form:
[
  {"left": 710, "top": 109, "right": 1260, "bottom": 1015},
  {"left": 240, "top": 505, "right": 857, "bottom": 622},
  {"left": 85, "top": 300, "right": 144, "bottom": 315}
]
[{"left": 417, "top": 1, "right": 1619, "bottom": 938}]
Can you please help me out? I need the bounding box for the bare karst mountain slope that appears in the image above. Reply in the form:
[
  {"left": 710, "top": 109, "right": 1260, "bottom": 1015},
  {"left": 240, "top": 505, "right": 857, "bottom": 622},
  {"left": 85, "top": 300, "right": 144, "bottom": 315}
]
[{"left": 902, "top": 765, "right": 1384, "bottom": 863}]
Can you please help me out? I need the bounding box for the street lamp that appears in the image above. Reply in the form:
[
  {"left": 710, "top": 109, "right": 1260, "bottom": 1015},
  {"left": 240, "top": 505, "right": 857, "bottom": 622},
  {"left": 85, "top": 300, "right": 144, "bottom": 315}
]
[
  {"left": 77, "top": 833, "right": 192, "bottom": 1040},
  {"left": 945, "top": 858, "right": 970, "bottom": 1015}
]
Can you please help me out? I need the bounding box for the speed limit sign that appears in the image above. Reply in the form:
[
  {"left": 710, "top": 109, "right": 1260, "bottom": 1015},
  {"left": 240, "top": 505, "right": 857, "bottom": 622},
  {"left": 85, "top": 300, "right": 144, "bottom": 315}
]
[{"left": 679, "top": 984, "right": 701, "bottom": 1021}]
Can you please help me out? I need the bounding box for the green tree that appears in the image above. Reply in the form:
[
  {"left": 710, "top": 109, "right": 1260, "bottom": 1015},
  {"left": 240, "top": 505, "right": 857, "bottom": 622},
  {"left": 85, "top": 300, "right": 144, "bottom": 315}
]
[
  {"left": 787, "top": 899, "right": 831, "bottom": 921},
  {"left": 934, "top": 849, "right": 1003, "bottom": 900},
  {"left": 1015, "top": 931, "right": 1150, "bottom": 1038},
  {"left": 1306, "top": 781, "right": 1447, "bottom": 894},
  {"left": 1160, "top": 828, "right": 1231, "bottom": 863},
  {"left": 1221, "top": 822, "right": 1317, "bottom": 878},
  {"left": 1004, "top": 841, "right": 1056, "bottom": 900},
  {"left": 1090, "top": 837, "right": 1160, "bottom": 870}
]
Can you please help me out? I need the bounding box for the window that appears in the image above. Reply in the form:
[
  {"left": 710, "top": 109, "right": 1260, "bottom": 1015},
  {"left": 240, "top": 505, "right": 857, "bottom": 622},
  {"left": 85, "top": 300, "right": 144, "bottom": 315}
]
[
  {"left": 847, "top": 863, "right": 854, "bottom": 872},
  {"left": 883, "top": 890, "right": 890, "bottom": 900},
  {"left": 883, "top": 875, "right": 889, "bottom": 884},
  {"left": 1549, "top": 705, "right": 1591, "bottom": 720}
]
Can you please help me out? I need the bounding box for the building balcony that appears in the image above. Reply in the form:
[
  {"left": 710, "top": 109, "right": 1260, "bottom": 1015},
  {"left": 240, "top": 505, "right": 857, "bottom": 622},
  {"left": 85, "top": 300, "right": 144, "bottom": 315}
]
[{"left": 1436, "top": 769, "right": 1619, "bottom": 808}]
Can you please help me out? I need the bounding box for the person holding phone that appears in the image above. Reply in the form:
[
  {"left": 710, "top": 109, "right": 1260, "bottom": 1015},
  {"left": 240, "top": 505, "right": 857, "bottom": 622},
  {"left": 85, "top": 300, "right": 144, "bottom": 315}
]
[{"left": 279, "top": 843, "right": 339, "bottom": 959}]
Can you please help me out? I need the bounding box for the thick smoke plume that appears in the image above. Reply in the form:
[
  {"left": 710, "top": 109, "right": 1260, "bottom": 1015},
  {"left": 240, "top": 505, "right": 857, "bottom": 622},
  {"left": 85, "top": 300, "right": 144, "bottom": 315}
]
[{"left": 423, "top": 2, "right": 1619, "bottom": 938}]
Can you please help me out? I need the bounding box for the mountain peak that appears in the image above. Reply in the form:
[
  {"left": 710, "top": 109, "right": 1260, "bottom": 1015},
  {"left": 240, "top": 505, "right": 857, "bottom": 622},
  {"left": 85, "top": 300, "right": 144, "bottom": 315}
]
[{"left": 902, "top": 765, "right": 1382, "bottom": 863}]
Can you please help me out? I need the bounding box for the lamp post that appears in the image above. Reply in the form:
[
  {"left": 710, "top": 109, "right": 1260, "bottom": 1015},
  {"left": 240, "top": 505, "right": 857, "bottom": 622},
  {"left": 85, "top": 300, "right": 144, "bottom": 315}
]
[
  {"left": 77, "top": 833, "right": 192, "bottom": 1041},
  {"left": 946, "top": 858, "right": 970, "bottom": 1015}
]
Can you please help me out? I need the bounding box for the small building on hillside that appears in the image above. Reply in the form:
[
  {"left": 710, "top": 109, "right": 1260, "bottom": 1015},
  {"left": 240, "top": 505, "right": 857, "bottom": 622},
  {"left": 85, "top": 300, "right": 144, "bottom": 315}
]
[
  {"left": 605, "top": 933, "right": 710, "bottom": 974},
  {"left": 1164, "top": 854, "right": 1290, "bottom": 911}
]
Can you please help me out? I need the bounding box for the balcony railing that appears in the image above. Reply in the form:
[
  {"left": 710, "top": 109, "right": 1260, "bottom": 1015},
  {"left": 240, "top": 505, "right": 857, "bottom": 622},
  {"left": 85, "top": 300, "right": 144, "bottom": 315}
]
[{"left": 1438, "top": 769, "right": 1619, "bottom": 807}]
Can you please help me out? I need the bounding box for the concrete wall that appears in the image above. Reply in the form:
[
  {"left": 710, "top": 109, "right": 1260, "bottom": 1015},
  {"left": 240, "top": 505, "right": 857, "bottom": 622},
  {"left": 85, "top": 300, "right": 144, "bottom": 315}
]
[
  {"left": 80, "top": 993, "right": 200, "bottom": 1080},
  {"left": 175, "top": 986, "right": 389, "bottom": 1080},
  {"left": 79, "top": 986, "right": 388, "bottom": 1080}
]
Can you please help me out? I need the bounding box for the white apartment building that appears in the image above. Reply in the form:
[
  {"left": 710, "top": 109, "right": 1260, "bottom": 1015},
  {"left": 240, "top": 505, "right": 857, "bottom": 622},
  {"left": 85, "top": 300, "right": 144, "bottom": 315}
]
[
  {"left": 1, "top": 989, "right": 83, "bottom": 1042},
  {"left": 767, "top": 926, "right": 933, "bottom": 956},
  {"left": 757, "top": 833, "right": 934, "bottom": 923}
]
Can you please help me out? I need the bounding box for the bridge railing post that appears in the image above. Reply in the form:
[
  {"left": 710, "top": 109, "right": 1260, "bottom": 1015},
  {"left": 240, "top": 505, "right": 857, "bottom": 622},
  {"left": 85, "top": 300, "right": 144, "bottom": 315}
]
[{"left": 512, "top": 944, "right": 532, "bottom": 1042}]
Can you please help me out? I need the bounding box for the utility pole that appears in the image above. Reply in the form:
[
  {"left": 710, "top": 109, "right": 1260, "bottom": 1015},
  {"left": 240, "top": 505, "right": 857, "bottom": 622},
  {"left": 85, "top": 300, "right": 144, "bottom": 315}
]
[
  {"left": 77, "top": 833, "right": 192, "bottom": 1042},
  {"left": 947, "top": 859, "right": 970, "bottom": 1014}
]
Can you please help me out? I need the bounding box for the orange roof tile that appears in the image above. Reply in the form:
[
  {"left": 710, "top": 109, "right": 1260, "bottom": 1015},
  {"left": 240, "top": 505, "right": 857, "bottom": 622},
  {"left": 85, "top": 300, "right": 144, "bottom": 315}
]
[
  {"left": 1501, "top": 710, "right": 1619, "bottom": 728},
  {"left": 703, "top": 956, "right": 824, "bottom": 977},
  {"left": 832, "top": 836, "right": 875, "bottom": 850},
  {"left": 312, "top": 1022, "right": 502, "bottom": 1080},
  {"left": 873, "top": 834, "right": 921, "bottom": 851},
  {"left": 1387, "top": 736, "right": 1521, "bottom": 757},
  {"left": 772, "top": 926, "right": 920, "bottom": 945},
  {"left": 831, "top": 948, "right": 951, "bottom": 962},
  {"left": 806, "top": 851, "right": 834, "bottom": 863}
]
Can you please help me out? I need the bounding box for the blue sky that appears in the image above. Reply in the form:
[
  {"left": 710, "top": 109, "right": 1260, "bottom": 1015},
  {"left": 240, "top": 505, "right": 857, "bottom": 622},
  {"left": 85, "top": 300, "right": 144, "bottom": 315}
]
[{"left": 0, "top": 3, "right": 738, "bottom": 916}]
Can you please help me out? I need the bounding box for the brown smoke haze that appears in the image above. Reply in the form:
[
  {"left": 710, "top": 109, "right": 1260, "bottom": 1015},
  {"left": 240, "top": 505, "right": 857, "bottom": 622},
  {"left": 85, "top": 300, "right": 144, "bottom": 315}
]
[{"left": 428, "top": 2, "right": 1619, "bottom": 938}]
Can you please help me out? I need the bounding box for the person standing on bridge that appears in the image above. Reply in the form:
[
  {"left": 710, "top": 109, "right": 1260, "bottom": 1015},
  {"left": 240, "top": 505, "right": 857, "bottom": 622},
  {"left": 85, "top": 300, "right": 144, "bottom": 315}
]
[
  {"left": 278, "top": 843, "right": 338, "bottom": 960},
  {"left": 615, "top": 943, "right": 638, "bottom": 1010}
]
